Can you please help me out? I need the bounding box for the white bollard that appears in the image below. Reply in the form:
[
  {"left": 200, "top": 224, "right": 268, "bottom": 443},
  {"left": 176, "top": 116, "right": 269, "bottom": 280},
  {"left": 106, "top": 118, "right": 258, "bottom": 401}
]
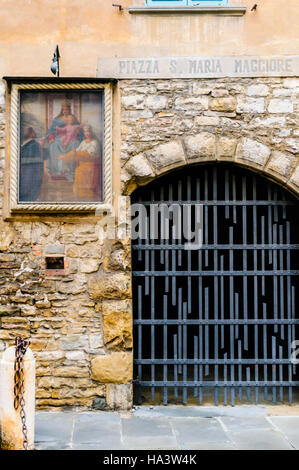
[{"left": 0, "top": 346, "right": 35, "bottom": 450}]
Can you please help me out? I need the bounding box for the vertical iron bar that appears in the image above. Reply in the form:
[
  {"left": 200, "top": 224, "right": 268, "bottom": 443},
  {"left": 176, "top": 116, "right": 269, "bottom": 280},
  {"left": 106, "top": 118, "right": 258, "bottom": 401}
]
[
  {"left": 170, "top": 183, "right": 177, "bottom": 307},
  {"left": 229, "top": 226, "right": 235, "bottom": 406},
  {"left": 197, "top": 176, "right": 202, "bottom": 403},
  {"left": 253, "top": 177, "right": 259, "bottom": 404},
  {"left": 172, "top": 248, "right": 176, "bottom": 306},
  {"left": 150, "top": 199, "right": 156, "bottom": 403},
  {"left": 151, "top": 276, "right": 156, "bottom": 402},
  {"left": 178, "top": 180, "right": 182, "bottom": 267},
  {"left": 224, "top": 352, "right": 228, "bottom": 406},
  {"left": 225, "top": 169, "right": 230, "bottom": 219},
  {"left": 160, "top": 185, "right": 165, "bottom": 266},
  {"left": 220, "top": 256, "right": 225, "bottom": 349},
  {"left": 261, "top": 216, "right": 265, "bottom": 296},
  {"left": 291, "top": 286, "right": 296, "bottom": 375},
  {"left": 232, "top": 174, "right": 237, "bottom": 224},
  {"left": 263, "top": 302, "right": 268, "bottom": 401},
  {"left": 279, "top": 225, "right": 285, "bottom": 340},
  {"left": 286, "top": 221, "right": 292, "bottom": 404},
  {"left": 213, "top": 167, "right": 219, "bottom": 406},
  {"left": 242, "top": 176, "right": 248, "bottom": 351},
  {"left": 235, "top": 293, "right": 239, "bottom": 339},
  {"left": 246, "top": 367, "right": 251, "bottom": 402},
  {"left": 178, "top": 288, "right": 182, "bottom": 375},
  {"left": 137, "top": 195, "right": 143, "bottom": 262},
  {"left": 279, "top": 345, "right": 283, "bottom": 402},
  {"left": 163, "top": 295, "right": 168, "bottom": 405},
  {"left": 194, "top": 336, "right": 198, "bottom": 398},
  {"left": 174, "top": 334, "right": 178, "bottom": 400},
  {"left": 183, "top": 302, "right": 188, "bottom": 404},
  {"left": 187, "top": 176, "right": 192, "bottom": 314},
  {"left": 138, "top": 284, "right": 143, "bottom": 404},
  {"left": 273, "top": 224, "right": 278, "bottom": 333},
  {"left": 204, "top": 287, "right": 209, "bottom": 377},
  {"left": 272, "top": 336, "right": 277, "bottom": 403},
  {"left": 268, "top": 184, "right": 273, "bottom": 265},
  {"left": 273, "top": 187, "right": 278, "bottom": 223},
  {"left": 204, "top": 170, "right": 209, "bottom": 267},
  {"left": 238, "top": 340, "right": 242, "bottom": 402},
  {"left": 199, "top": 325, "right": 203, "bottom": 405},
  {"left": 198, "top": 275, "right": 203, "bottom": 404}
]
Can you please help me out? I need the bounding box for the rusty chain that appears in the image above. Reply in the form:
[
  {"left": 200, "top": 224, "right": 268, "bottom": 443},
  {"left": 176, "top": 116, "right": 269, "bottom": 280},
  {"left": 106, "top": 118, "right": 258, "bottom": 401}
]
[{"left": 14, "top": 336, "right": 30, "bottom": 451}]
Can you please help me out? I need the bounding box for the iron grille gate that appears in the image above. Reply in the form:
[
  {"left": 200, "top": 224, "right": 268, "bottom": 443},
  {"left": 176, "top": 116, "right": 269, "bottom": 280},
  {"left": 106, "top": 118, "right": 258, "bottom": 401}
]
[{"left": 132, "top": 164, "right": 299, "bottom": 406}]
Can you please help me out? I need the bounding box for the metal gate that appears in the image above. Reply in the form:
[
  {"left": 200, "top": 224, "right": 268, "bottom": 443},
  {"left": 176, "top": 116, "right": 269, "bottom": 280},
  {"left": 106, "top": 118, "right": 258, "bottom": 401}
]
[{"left": 132, "top": 163, "right": 299, "bottom": 405}]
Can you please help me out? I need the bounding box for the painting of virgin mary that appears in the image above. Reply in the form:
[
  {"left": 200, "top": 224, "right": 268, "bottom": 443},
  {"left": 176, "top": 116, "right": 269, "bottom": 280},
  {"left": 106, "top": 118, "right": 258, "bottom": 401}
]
[
  {"left": 19, "top": 89, "right": 104, "bottom": 204},
  {"left": 45, "top": 99, "right": 83, "bottom": 181}
]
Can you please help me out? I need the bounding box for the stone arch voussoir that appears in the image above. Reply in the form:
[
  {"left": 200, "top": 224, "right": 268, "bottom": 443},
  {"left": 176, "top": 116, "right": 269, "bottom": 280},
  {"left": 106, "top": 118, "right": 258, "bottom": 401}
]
[{"left": 121, "top": 135, "right": 299, "bottom": 198}]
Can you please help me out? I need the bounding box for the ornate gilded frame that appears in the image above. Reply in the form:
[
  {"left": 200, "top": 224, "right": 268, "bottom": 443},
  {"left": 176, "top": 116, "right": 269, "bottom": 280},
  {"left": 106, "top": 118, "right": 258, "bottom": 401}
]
[{"left": 9, "top": 81, "right": 113, "bottom": 213}]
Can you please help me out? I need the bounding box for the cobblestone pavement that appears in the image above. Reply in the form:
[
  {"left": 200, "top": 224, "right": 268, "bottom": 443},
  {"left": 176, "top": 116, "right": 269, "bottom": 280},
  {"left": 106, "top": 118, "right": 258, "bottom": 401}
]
[{"left": 34, "top": 406, "right": 299, "bottom": 450}]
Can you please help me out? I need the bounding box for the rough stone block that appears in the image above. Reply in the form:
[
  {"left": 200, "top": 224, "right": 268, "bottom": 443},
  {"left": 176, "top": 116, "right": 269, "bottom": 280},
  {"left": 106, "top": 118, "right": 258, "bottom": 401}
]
[
  {"left": 247, "top": 84, "right": 269, "bottom": 96},
  {"left": 60, "top": 335, "right": 89, "bottom": 351},
  {"left": 0, "top": 222, "right": 14, "bottom": 251},
  {"left": 236, "top": 138, "right": 271, "bottom": 167},
  {"left": 283, "top": 78, "right": 299, "bottom": 88},
  {"left": 103, "top": 310, "right": 132, "bottom": 350},
  {"left": 146, "top": 140, "right": 186, "bottom": 172},
  {"left": 145, "top": 95, "right": 168, "bottom": 110},
  {"left": 210, "top": 97, "right": 236, "bottom": 112},
  {"left": 268, "top": 99, "right": 294, "bottom": 114},
  {"left": 102, "top": 299, "right": 132, "bottom": 315},
  {"left": 184, "top": 133, "right": 216, "bottom": 162},
  {"left": 89, "top": 334, "right": 104, "bottom": 349},
  {"left": 125, "top": 154, "right": 155, "bottom": 179},
  {"left": 288, "top": 166, "right": 299, "bottom": 192},
  {"left": 174, "top": 96, "right": 209, "bottom": 112},
  {"left": 285, "top": 138, "right": 299, "bottom": 154},
  {"left": 237, "top": 97, "right": 265, "bottom": 114},
  {"left": 266, "top": 151, "right": 297, "bottom": 180},
  {"left": 195, "top": 116, "right": 219, "bottom": 126},
  {"left": 88, "top": 272, "right": 131, "bottom": 300},
  {"left": 45, "top": 244, "right": 65, "bottom": 255},
  {"left": 193, "top": 84, "right": 212, "bottom": 95},
  {"left": 0, "top": 82, "right": 5, "bottom": 110},
  {"left": 79, "top": 259, "right": 100, "bottom": 274},
  {"left": 122, "top": 94, "right": 145, "bottom": 109},
  {"left": 217, "top": 137, "right": 237, "bottom": 159},
  {"left": 211, "top": 89, "right": 229, "bottom": 97},
  {"left": 249, "top": 116, "right": 286, "bottom": 128},
  {"left": 106, "top": 384, "right": 133, "bottom": 410},
  {"left": 91, "top": 352, "right": 133, "bottom": 384}
]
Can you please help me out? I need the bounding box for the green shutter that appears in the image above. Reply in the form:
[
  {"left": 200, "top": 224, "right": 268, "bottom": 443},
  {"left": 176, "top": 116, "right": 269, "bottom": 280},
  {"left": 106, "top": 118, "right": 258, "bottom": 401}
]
[
  {"left": 147, "top": 0, "right": 228, "bottom": 5},
  {"left": 147, "top": 0, "right": 188, "bottom": 6},
  {"left": 188, "top": 0, "right": 228, "bottom": 6}
]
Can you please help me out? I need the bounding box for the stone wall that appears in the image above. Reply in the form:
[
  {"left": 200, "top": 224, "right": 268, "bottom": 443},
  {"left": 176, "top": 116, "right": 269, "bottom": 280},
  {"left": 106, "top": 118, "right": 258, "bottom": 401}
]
[
  {"left": 0, "top": 76, "right": 298, "bottom": 410},
  {"left": 0, "top": 80, "right": 133, "bottom": 410},
  {"left": 120, "top": 77, "right": 299, "bottom": 196}
]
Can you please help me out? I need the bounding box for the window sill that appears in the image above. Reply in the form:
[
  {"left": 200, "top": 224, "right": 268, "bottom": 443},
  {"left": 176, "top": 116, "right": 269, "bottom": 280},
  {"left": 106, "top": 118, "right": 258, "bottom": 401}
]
[{"left": 128, "top": 6, "right": 247, "bottom": 16}]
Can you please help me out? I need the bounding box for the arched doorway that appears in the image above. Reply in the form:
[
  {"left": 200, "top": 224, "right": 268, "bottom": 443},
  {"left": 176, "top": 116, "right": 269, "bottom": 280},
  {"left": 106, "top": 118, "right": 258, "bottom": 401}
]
[{"left": 131, "top": 163, "right": 299, "bottom": 406}]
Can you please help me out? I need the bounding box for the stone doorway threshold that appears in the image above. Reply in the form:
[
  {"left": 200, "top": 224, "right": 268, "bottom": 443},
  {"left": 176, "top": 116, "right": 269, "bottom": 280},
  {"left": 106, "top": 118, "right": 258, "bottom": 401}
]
[{"left": 35, "top": 406, "right": 299, "bottom": 450}]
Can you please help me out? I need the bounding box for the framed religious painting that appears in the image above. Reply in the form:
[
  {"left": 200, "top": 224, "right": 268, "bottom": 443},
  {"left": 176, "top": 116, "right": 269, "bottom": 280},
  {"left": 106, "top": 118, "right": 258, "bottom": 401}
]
[{"left": 9, "top": 81, "right": 112, "bottom": 212}]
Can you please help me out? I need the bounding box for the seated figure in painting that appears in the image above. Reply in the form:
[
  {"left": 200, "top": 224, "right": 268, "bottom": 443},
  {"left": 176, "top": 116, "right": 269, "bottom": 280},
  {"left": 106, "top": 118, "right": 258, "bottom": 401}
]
[
  {"left": 55, "top": 115, "right": 85, "bottom": 151},
  {"left": 57, "top": 125, "right": 102, "bottom": 201},
  {"left": 19, "top": 127, "right": 44, "bottom": 202},
  {"left": 44, "top": 100, "right": 83, "bottom": 182}
]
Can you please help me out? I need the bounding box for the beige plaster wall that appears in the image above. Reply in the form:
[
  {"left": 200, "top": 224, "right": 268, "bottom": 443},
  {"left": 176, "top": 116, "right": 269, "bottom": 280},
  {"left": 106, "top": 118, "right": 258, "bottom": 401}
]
[
  {"left": 0, "top": 0, "right": 298, "bottom": 410},
  {"left": 0, "top": 0, "right": 298, "bottom": 78}
]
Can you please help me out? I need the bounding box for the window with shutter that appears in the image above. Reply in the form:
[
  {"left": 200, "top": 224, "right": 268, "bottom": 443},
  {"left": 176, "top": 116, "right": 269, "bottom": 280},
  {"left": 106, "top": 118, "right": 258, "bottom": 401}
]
[
  {"left": 146, "top": 0, "right": 228, "bottom": 6},
  {"left": 147, "top": 0, "right": 188, "bottom": 5}
]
